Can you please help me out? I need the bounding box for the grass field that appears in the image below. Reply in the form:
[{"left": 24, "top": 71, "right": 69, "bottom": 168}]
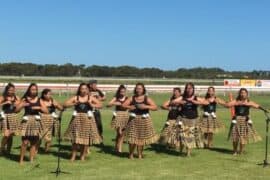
[{"left": 0, "top": 92, "right": 270, "bottom": 180}]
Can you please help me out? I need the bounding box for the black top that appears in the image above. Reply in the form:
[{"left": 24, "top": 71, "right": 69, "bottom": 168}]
[
  {"left": 203, "top": 99, "right": 217, "bottom": 113},
  {"left": 2, "top": 96, "right": 17, "bottom": 114},
  {"left": 74, "top": 95, "right": 92, "bottom": 113},
  {"left": 180, "top": 96, "right": 198, "bottom": 119},
  {"left": 24, "top": 97, "right": 41, "bottom": 115},
  {"left": 130, "top": 96, "right": 149, "bottom": 115},
  {"left": 46, "top": 99, "right": 56, "bottom": 114},
  {"left": 235, "top": 103, "right": 250, "bottom": 116},
  {"left": 167, "top": 97, "right": 181, "bottom": 120},
  {"left": 115, "top": 96, "right": 128, "bottom": 111}
]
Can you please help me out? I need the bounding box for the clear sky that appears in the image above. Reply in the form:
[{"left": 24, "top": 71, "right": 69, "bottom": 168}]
[{"left": 0, "top": 0, "right": 269, "bottom": 71}]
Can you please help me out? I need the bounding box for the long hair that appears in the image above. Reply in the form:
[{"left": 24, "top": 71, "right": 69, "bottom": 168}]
[
  {"left": 133, "top": 82, "right": 146, "bottom": 96},
  {"left": 41, "top": 88, "right": 51, "bottom": 100},
  {"left": 76, "top": 82, "right": 89, "bottom": 96},
  {"left": 170, "top": 87, "right": 181, "bottom": 100},
  {"left": 182, "top": 82, "right": 195, "bottom": 98},
  {"left": 115, "top": 84, "right": 126, "bottom": 99},
  {"left": 2, "top": 82, "right": 15, "bottom": 98},
  {"left": 236, "top": 88, "right": 249, "bottom": 101},
  {"left": 205, "top": 86, "right": 215, "bottom": 99},
  {"left": 22, "top": 83, "right": 38, "bottom": 99}
]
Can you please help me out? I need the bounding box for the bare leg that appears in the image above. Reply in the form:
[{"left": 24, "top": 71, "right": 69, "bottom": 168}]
[
  {"left": 208, "top": 133, "right": 213, "bottom": 148},
  {"left": 233, "top": 141, "right": 238, "bottom": 155},
  {"left": 30, "top": 139, "right": 38, "bottom": 163},
  {"left": 115, "top": 130, "right": 120, "bottom": 152},
  {"left": 20, "top": 139, "right": 29, "bottom": 165},
  {"left": 1, "top": 136, "right": 8, "bottom": 154},
  {"left": 45, "top": 141, "right": 51, "bottom": 153},
  {"left": 137, "top": 145, "right": 144, "bottom": 159},
  {"left": 186, "top": 147, "right": 191, "bottom": 157},
  {"left": 71, "top": 143, "right": 77, "bottom": 162},
  {"left": 118, "top": 130, "right": 124, "bottom": 153},
  {"left": 204, "top": 133, "right": 208, "bottom": 148},
  {"left": 239, "top": 143, "right": 245, "bottom": 155},
  {"left": 128, "top": 144, "right": 136, "bottom": 159}
]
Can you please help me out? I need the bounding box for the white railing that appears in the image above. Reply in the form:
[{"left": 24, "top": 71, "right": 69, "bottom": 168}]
[{"left": 0, "top": 83, "right": 270, "bottom": 93}]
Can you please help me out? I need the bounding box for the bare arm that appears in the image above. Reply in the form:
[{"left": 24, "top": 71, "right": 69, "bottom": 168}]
[
  {"left": 107, "top": 97, "right": 121, "bottom": 107},
  {"left": 122, "top": 97, "right": 135, "bottom": 111},
  {"left": 90, "top": 96, "right": 102, "bottom": 109},
  {"left": 53, "top": 99, "right": 64, "bottom": 111},
  {"left": 63, "top": 96, "right": 77, "bottom": 108},
  {"left": 161, "top": 100, "right": 170, "bottom": 110}
]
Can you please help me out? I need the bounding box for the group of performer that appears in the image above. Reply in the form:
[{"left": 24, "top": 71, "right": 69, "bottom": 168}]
[{"left": 0, "top": 80, "right": 267, "bottom": 164}]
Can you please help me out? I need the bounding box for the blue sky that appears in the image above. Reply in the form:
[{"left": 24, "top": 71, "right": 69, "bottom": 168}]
[{"left": 0, "top": 0, "right": 269, "bottom": 71}]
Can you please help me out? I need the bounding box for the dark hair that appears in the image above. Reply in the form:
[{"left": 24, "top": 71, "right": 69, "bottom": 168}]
[
  {"left": 115, "top": 85, "right": 126, "bottom": 99},
  {"left": 77, "top": 82, "right": 89, "bottom": 96},
  {"left": 183, "top": 82, "right": 195, "bottom": 98},
  {"left": 41, "top": 88, "right": 51, "bottom": 100},
  {"left": 133, "top": 82, "right": 146, "bottom": 95},
  {"left": 236, "top": 88, "right": 249, "bottom": 101},
  {"left": 171, "top": 87, "right": 181, "bottom": 100},
  {"left": 2, "top": 82, "right": 15, "bottom": 98},
  {"left": 205, "top": 86, "right": 215, "bottom": 99},
  {"left": 22, "top": 83, "right": 38, "bottom": 99}
]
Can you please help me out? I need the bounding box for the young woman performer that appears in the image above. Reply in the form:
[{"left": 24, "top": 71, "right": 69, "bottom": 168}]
[
  {"left": 172, "top": 82, "right": 205, "bottom": 156},
  {"left": 123, "top": 82, "right": 158, "bottom": 159},
  {"left": 0, "top": 83, "right": 20, "bottom": 155},
  {"left": 17, "top": 83, "right": 48, "bottom": 164},
  {"left": 199, "top": 86, "right": 226, "bottom": 148},
  {"left": 159, "top": 87, "right": 182, "bottom": 148},
  {"left": 107, "top": 85, "right": 129, "bottom": 153},
  {"left": 226, "top": 88, "right": 262, "bottom": 155},
  {"left": 64, "top": 83, "right": 102, "bottom": 161},
  {"left": 40, "top": 89, "right": 63, "bottom": 152}
]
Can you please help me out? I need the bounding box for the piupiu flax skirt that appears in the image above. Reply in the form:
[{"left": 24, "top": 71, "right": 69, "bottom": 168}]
[
  {"left": 178, "top": 117, "right": 204, "bottom": 149},
  {"left": 1, "top": 113, "right": 19, "bottom": 135},
  {"left": 20, "top": 115, "right": 44, "bottom": 137},
  {"left": 111, "top": 111, "right": 129, "bottom": 130},
  {"left": 229, "top": 116, "right": 261, "bottom": 144},
  {"left": 40, "top": 113, "right": 59, "bottom": 142},
  {"left": 199, "top": 115, "right": 225, "bottom": 134},
  {"left": 159, "top": 119, "right": 182, "bottom": 147},
  {"left": 125, "top": 115, "right": 158, "bottom": 146},
  {"left": 64, "top": 113, "right": 102, "bottom": 145}
]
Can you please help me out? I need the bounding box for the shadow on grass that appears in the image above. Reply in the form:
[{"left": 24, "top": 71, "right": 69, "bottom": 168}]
[
  {"left": 94, "top": 144, "right": 129, "bottom": 158},
  {"left": 208, "top": 147, "right": 234, "bottom": 155},
  {"left": 146, "top": 144, "right": 186, "bottom": 157}
]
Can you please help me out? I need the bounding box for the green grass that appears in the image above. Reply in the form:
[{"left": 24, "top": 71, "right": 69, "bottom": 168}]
[{"left": 0, "top": 92, "right": 270, "bottom": 180}]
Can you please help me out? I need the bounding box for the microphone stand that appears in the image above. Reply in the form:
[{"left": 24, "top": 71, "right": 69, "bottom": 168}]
[
  {"left": 262, "top": 111, "right": 270, "bottom": 167},
  {"left": 50, "top": 110, "right": 70, "bottom": 176}
]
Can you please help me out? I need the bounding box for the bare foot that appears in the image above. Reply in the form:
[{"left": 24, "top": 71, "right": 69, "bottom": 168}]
[{"left": 128, "top": 154, "right": 134, "bottom": 159}]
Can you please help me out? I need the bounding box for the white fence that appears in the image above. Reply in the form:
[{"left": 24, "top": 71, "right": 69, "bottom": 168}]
[{"left": 1, "top": 83, "right": 270, "bottom": 93}]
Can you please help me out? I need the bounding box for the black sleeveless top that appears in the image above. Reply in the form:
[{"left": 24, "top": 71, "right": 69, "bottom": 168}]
[
  {"left": 24, "top": 97, "right": 41, "bottom": 115},
  {"left": 167, "top": 97, "right": 181, "bottom": 120},
  {"left": 115, "top": 96, "right": 128, "bottom": 111},
  {"left": 203, "top": 99, "right": 217, "bottom": 113},
  {"left": 235, "top": 102, "right": 250, "bottom": 116},
  {"left": 180, "top": 96, "right": 198, "bottom": 119},
  {"left": 46, "top": 100, "right": 56, "bottom": 114},
  {"left": 130, "top": 96, "right": 149, "bottom": 115},
  {"left": 2, "top": 96, "right": 17, "bottom": 114},
  {"left": 74, "top": 95, "right": 92, "bottom": 113}
]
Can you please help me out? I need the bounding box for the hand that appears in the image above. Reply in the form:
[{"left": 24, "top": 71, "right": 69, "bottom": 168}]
[
  {"left": 129, "top": 105, "right": 136, "bottom": 110},
  {"left": 137, "top": 104, "right": 148, "bottom": 110},
  {"left": 31, "top": 106, "right": 41, "bottom": 110},
  {"left": 114, "top": 102, "right": 122, "bottom": 106}
]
